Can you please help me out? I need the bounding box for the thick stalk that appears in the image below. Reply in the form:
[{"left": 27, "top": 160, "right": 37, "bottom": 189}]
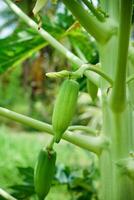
[
  {"left": 4, "top": 1, "right": 134, "bottom": 199},
  {"left": 109, "top": 0, "right": 119, "bottom": 21},
  {"left": 100, "top": 0, "right": 119, "bottom": 20},
  {"left": 110, "top": 0, "right": 133, "bottom": 112},
  {"left": 99, "top": 0, "right": 109, "bottom": 12},
  {"left": 99, "top": 105, "right": 134, "bottom": 200},
  {"left": 62, "top": 0, "right": 115, "bottom": 44},
  {"left": 128, "top": 60, "right": 134, "bottom": 110},
  {"left": 81, "top": 0, "right": 105, "bottom": 22},
  {"left": 127, "top": 59, "right": 134, "bottom": 141},
  {"left": 99, "top": 1, "right": 134, "bottom": 200}
]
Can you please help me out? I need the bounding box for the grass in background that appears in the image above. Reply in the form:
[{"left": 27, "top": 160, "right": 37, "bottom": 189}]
[{"left": 0, "top": 125, "right": 95, "bottom": 200}]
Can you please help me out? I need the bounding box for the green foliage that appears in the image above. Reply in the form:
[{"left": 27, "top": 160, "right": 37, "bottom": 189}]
[
  {"left": 0, "top": 1, "right": 98, "bottom": 74},
  {"left": 69, "top": 30, "right": 99, "bottom": 64},
  {"left": 0, "top": 126, "right": 98, "bottom": 200},
  {"left": 10, "top": 167, "right": 34, "bottom": 200},
  {"left": 0, "top": 27, "right": 47, "bottom": 73},
  {"left": 55, "top": 5, "right": 74, "bottom": 29},
  {"left": 8, "top": 163, "right": 98, "bottom": 200},
  {"left": 0, "top": 1, "right": 103, "bottom": 200}
]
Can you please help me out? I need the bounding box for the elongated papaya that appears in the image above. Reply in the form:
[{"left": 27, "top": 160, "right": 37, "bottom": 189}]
[
  {"left": 34, "top": 148, "right": 56, "bottom": 200},
  {"left": 52, "top": 79, "right": 79, "bottom": 143}
]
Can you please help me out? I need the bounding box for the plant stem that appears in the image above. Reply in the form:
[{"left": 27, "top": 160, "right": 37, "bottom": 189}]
[
  {"left": 82, "top": 64, "right": 113, "bottom": 85},
  {"left": 5, "top": 0, "right": 98, "bottom": 86},
  {"left": 0, "top": 107, "right": 106, "bottom": 155},
  {"left": 127, "top": 74, "right": 134, "bottom": 84},
  {"left": 100, "top": 0, "right": 119, "bottom": 20},
  {"left": 46, "top": 64, "right": 113, "bottom": 86},
  {"left": 110, "top": 0, "right": 133, "bottom": 112},
  {"left": 68, "top": 125, "right": 98, "bottom": 135},
  {"left": 62, "top": 0, "right": 116, "bottom": 44},
  {"left": 128, "top": 45, "right": 134, "bottom": 64},
  {"left": 98, "top": 1, "right": 134, "bottom": 199},
  {"left": 82, "top": 0, "right": 105, "bottom": 22},
  {"left": 99, "top": 0, "right": 109, "bottom": 12},
  {"left": 109, "top": 0, "right": 119, "bottom": 21},
  {"left": 116, "top": 156, "right": 134, "bottom": 180},
  {"left": 0, "top": 188, "right": 17, "bottom": 200},
  {"left": 4, "top": 0, "right": 83, "bottom": 67},
  {"left": 127, "top": 60, "right": 134, "bottom": 110}
]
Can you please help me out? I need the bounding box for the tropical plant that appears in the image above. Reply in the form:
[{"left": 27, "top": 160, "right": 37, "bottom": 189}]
[{"left": 1, "top": 0, "right": 134, "bottom": 200}]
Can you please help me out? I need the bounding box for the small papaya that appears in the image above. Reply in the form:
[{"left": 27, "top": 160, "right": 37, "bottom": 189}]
[
  {"left": 34, "top": 148, "right": 56, "bottom": 200},
  {"left": 52, "top": 79, "right": 79, "bottom": 143}
]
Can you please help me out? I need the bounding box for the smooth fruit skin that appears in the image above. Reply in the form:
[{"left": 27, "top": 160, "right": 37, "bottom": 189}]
[
  {"left": 34, "top": 148, "right": 56, "bottom": 200},
  {"left": 52, "top": 79, "right": 79, "bottom": 143}
]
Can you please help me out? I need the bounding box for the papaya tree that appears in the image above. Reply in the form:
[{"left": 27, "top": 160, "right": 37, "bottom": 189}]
[{"left": 1, "top": 0, "right": 134, "bottom": 200}]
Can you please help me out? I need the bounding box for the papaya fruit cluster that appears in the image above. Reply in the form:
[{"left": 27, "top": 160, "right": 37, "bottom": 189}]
[{"left": 34, "top": 78, "right": 79, "bottom": 200}]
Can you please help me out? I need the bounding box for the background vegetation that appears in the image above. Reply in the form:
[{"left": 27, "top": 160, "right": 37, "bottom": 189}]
[{"left": 0, "top": 0, "right": 101, "bottom": 199}]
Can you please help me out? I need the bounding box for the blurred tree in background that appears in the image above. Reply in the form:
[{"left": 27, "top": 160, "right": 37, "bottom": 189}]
[
  {"left": 0, "top": 1, "right": 101, "bottom": 200},
  {"left": 0, "top": 0, "right": 100, "bottom": 130}
]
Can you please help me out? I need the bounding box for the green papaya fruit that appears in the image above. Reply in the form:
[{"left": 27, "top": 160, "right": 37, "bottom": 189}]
[
  {"left": 34, "top": 148, "right": 56, "bottom": 200},
  {"left": 52, "top": 79, "right": 79, "bottom": 143}
]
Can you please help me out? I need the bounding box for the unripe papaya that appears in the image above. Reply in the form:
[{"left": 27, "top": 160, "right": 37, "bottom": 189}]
[
  {"left": 34, "top": 148, "right": 56, "bottom": 200},
  {"left": 52, "top": 79, "right": 79, "bottom": 143}
]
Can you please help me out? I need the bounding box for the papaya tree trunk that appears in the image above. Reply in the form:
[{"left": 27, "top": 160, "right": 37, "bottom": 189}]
[
  {"left": 3, "top": 1, "right": 134, "bottom": 200},
  {"left": 99, "top": 1, "right": 134, "bottom": 199}
]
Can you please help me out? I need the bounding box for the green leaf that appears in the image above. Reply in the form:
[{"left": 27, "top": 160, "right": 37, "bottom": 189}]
[
  {"left": 0, "top": 15, "right": 64, "bottom": 74},
  {"left": 0, "top": 28, "right": 46, "bottom": 73}
]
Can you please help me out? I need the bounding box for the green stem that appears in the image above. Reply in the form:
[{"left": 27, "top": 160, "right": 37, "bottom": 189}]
[
  {"left": 109, "top": 0, "right": 119, "bottom": 21},
  {"left": 71, "top": 41, "right": 87, "bottom": 62},
  {"left": 0, "top": 188, "right": 17, "bottom": 200},
  {"left": 128, "top": 45, "right": 134, "bottom": 64},
  {"left": 100, "top": 0, "right": 119, "bottom": 20},
  {"left": 68, "top": 125, "right": 98, "bottom": 135},
  {"left": 116, "top": 156, "right": 134, "bottom": 180},
  {"left": 46, "top": 64, "right": 113, "bottom": 86},
  {"left": 5, "top": 0, "right": 98, "bottom": 86},
  {"left": 83, "top": 64, "right": 113, "bottom": 85},
  {"left": 127, "top": 60, "right": 134, "bottom": 109},
  {"left": 110, "top": 0, "right": 133, "bottom": 112},
  {"left": 4, "top": 0, "right": 83, "bottom": 67},
  {"left": 46, "top": 137, "right": 55, "bottom": 150},
  {"left": 126, "top": 74, "right": 134, "bottom": 84},
  {"left": 62, "top": 0, "right": 116, "bottom": 44},
  {"left": 0, "top": 107, "right": 106, "bottom": 155},
  {"left": 99, "top": 0, "right": 109, "bottom": 12},
  {"left": 82, "top": 0, "right": 105, "bottom": 21},
  {"left": 71, "top": 42, "right": 100, "bottom": 86}
]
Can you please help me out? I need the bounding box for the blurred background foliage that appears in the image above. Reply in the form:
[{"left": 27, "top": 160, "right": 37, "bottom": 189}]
[{"left": 0, "top": 0, "right": 101, "bottom": 199}]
